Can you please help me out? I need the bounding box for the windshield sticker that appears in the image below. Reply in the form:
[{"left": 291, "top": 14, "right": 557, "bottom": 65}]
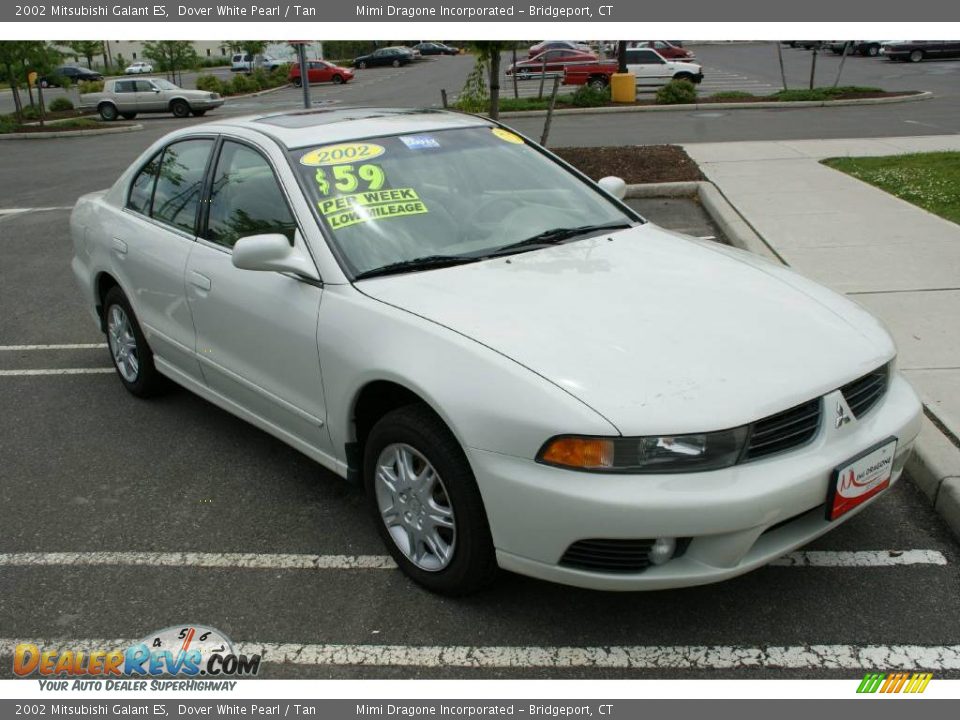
[
  {"left": 319, "top": 188, "right": 429, "bottom": 229},
  {"left": 399, "top": 134, "right": 441, "bottom": 150},
  {"left": 491, "top": 128, "right": 524, "bottom": 145},
  {"left": 300, "top": 143, "right": 386, "bottom": 167},
  {"left": 315, "top": 164, "right": 386, "bottom": 196}
]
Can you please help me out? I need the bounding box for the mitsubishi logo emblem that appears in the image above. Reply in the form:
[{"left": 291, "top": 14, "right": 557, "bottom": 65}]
[{"left": 835, "top": 402, "right": 852, "bottom": 429}]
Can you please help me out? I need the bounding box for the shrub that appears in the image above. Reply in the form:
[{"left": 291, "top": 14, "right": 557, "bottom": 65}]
[
  {"left": 195, "top": 74, "right": 224, "bottom": 94},
  {"left": 0, "top": 114, "right": 19, "bottom": 133},
  {"left": 229, "top": 73, "right": 256, "bottom": 94},
  {"left": 49, "top": 97, "right": 74, "bottom": 111},
  {"left": 250, "top": 68, "right": 270, "bottom": 90},
  {"left": 21, "top": 105, "right": 41, "bottom": 120},
  {"left": 656, "top": 79, "right": 697, "bottom": 105},
  {"left": 78, "top": 80, "right": 104, "bottom": 94},
  {"left": 570, "top": 83, "right": 610, "bottom": 107}
]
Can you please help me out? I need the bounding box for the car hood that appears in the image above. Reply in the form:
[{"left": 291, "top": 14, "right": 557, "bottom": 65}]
[{"left": 358, "top": 225, "right": 894, "bottom": 435}]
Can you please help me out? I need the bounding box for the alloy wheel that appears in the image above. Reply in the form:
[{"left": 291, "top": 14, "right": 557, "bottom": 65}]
[
  {"left": 107, "top": 304, "right": 139, "bottom": 383},
  {"left": 374, "top": 443, "right": 456, "bottom": 572}
]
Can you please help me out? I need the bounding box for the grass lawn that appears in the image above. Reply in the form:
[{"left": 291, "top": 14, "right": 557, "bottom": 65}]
[{"left": 823, "top": 152, "right": 960, "bottom": 226}]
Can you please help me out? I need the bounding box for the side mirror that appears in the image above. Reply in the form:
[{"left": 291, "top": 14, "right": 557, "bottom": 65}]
[
  {"left": 598, "top": 176, "right": 627, "bottom": 200},
  {"left": 232, "top": 233, "right": 320, "bottom": 281}
]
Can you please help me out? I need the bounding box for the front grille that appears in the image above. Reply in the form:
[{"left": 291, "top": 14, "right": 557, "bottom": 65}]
[
  {"left": 744, "top": 398, "right": 822, "bottom": 460},
  {"left": 559, "top": 538, "right": 655, "bottom": 573},
  {"left": 840, "top": 364, "right": 889, "bottom": 419}
]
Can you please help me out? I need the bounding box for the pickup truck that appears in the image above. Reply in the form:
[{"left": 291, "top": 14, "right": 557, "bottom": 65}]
[
  {"left": 564, "top": 48, "right": 703, "bottom": 90},
  {"left": 80, "top": 77, "right": 224, "bottom": 121}
]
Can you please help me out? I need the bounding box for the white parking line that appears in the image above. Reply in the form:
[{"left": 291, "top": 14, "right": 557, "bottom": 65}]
[
  {"left": 1, "top": 638, "right": 958, "bottom": 670},
  {"left": 0, "top": 207, "right": 72, "bottom": 216},
  {"left": 0, "top": 550, "right": 947, "bottom": 570},
  {"left": 0, "top": 552, "right": 398, "bottom": 569},
  {"left": 0, "top": 344, "right": 106, "bottom": 351},
  {"left": 0, "top": 368, "right": 114, "bottom": 376}
]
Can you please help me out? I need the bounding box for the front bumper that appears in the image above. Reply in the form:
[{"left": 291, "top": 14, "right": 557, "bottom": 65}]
[
  {"left": 469, "top": 374, "right": 922, "bottom": 590},
  {"left": 191, "top": 98, "right": 225, "bottom": 110}
]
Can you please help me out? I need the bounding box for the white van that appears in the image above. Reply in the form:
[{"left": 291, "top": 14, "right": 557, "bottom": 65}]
[{"left": 230, "top": 53, "right": 283, "bottom": 72}]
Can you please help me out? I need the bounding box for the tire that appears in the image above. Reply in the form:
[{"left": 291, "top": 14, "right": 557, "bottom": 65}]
[
  {"left": 909, "top": 50, "right": 924, "bottom": 63},
  {"left": 192, "top": 109, "right": 207, "bottom": 117},
  {"left": 102, "top": 287, "right": 165, "bottom": 398},
  {"left": 98, "top": 103, "right": 118, "bottom": 121},
  {"left": 292, "top": 77, "right": 302, "bottom": 87},
  {"left": 359, "top": 61, "right": 367, "bottom": 69},
  {"left": 392, "top": 59, "right": 400, "bottom": 68},
  {"left": 364, "top": 404, "right": 498, "bottom": 596},
  {"left": 866, "top": 44, "right": 880, "bottom": 57},
  {"left": 120, "top": 112, "right": 137, "bottom": 120},
  {"left": 332, "top": 74, "right": 344, "bottom": 84},
  {"left": 170, "top": 99, "right": 190, "bottom": 118},
  {"left": 588, "top": 76, "right": 608, "bottom": 90}
]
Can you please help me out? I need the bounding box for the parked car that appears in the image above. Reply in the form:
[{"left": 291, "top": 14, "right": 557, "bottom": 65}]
[
  {"left": 528, "top": 40, "right": 592, "bottom": 57},
  {"left": 70, "top": 108, "right": 922, "bottom": 595},
  {"left": 826, "top": 41, "right": 883, "bottom": 57},
  {"left": 630, "top": 41, "right": 696, "bottom": 60},
  {"left": 564, "top": 49, "right": 703, "bottom": 89},
  {"left": 288, "top": 60, "right": 354, "bottom": 87},
  {"left": 125, "top": 61, "right": 154, "bottom": 74},
  {"left": 37, "top": 65, "right": 103, "bottom": 88},
  {"left": 507, "top": 49, "right": 598, "bottom": 77},
  {"left": 414, "top": 42, "right": 459, "bottom": 56},
  {"left": 79, "top": 77, "right": 223, "bottom": 120},
  {"left": 231, "top": 53, "right": 285, "bottom": 72},
  {"left": 353, "top": 47, "right": 414, "bottom": 69},
  {"left": 882, "top": 40, "right": 960, "bottom": 62},
  {"left": 785, "top": 41, "right": 824, "bottom": 49},
  {"left": 396, "top": 46, "right": 422, "bottom": 59}
]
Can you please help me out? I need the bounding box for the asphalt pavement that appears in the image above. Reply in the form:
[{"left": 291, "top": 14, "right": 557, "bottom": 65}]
[{"left": 2, "top": 42, "right": 960, "bottom": 680}]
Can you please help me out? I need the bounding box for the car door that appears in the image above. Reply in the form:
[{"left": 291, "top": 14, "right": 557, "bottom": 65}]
[
  {"left": 132, "top": 80, "right": 162, "bottom": 111},
  {"left": 184, "top": 138, "right": 330, "bottom": 452},
  {"left": 114, "top": 137, "right": 214, "bottom": 383},
  {"left": 111, "top": 80, "right": 137, "bottom": 112},
  {"left": 627, "top": 49, "right": 668, "bottom": 85}
]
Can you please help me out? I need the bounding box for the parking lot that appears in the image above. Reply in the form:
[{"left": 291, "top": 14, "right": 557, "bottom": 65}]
[{"left": 2, "top": 42, "right": 960, "bottom": 680}]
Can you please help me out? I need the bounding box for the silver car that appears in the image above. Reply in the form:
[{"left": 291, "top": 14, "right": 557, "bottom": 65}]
[{"left": 81, "top": 77, "right": 224, "bottom": 121}]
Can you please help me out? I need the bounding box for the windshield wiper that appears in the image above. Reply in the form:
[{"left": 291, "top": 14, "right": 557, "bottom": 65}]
[
  {"left": 353, "top": 255, "right": 480, "bottom": 281},
  {"left": 488, "top": 222, "right": 633, "bottom": 257}
]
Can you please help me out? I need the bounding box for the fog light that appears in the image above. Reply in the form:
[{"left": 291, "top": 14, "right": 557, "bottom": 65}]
[{"left": 649, "top": 537, "right": 676, "bottom": 565}]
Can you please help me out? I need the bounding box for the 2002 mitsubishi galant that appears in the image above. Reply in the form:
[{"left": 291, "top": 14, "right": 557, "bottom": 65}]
[{"left": 71, "top": 108, "right": 923, "bottom": 595}]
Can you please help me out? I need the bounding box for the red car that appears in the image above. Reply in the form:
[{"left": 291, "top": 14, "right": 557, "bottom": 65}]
[
  {"left": 288, "top": 60, "right": 355, "bottom": 87},
  {"left": 631, "top": 41, "right": 696, "bottom": 60},
  {"left": 507, "top": 49, "right": 598, "bottom": 77}
]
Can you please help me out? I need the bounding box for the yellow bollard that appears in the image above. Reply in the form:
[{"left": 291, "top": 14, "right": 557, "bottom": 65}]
[{"left": 610, "top": 73, "right": 636, "bottom": 103}]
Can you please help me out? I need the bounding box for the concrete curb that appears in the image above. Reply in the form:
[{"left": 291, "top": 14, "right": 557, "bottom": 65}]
[
  {"left": 226, "top": 83, "right": 292, "bottom": 101},
  {"left": 0, "top": 123, "right": 143, "bottom": 140},
  {"left": 500, "top": 91, "right": 932, "bottom": 119},
  {"left": 626, "top": 179, "right": 960, "bottom": 540}
]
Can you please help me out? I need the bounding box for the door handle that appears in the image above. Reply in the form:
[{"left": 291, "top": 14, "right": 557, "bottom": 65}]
[
  {"left": 111, "top": 238, "right": 128, "bottom": 255},
  {"left": 188, "top": 271, "right": 212, "bottom": 291}
]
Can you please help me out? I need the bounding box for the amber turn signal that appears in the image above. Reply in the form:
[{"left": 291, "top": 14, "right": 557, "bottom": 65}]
[{"left": 539, "top": 437, "right": 615, "bottom": 469}]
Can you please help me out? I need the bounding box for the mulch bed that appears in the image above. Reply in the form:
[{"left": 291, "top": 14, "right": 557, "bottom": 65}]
[
  {"left": 559, "top": 90, "right": 919, "bottom": 108},
  {"left": 554, "top": 145, "right": 704, "bottom": 184},
  {"left": 6, "top": 122, "right": 132, "bottom": 134}
]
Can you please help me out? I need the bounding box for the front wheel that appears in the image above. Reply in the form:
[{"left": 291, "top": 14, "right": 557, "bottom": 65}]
[
  {"left": 359, "top": 61, "right": 367, "bottom": 70},
  {"left": 588, "top": 76, "right": 609, "bottom": 90},
  {"left": 292, "top": 77, "right": 302, "bottom": 87},
  {"left": 364, "top": 404, "right": 498, "bottom": 596},
  {"left": 909, "top": 49, "right": 924, "bottom": 63},
  {"left": 392, "top": 59, "right": 400, "bottom": 68},
  {"left": 332, "top": 74, "right": 344, "bottom": 84},
  {"left": 674, "top": 72, "right": 694, "bottom": 82},
  {"left": 98, "top": 103, "right": 118, "bottom": 121},
  {"left": 866, "top": 44, "right": 880, "bottom": 57},
  {"left": 170, "top": 100, "right": 190, "bottom": 118},
  {"left": 103, "top": 287, "right": 165, "bottom": 397}
]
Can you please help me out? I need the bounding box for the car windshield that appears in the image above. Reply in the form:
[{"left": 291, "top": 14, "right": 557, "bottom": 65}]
[
  {"left": 288, "top": 126, "right": 636, "bottom": 278},
  {"left": 151, "top": 79, "right": 179, "bottom": 90}
]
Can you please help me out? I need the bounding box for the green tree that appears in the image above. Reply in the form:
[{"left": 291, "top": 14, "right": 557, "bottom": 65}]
[
  {"left": 66, "top": 41, "right": 104, "bottom": 69},
  {"left": 469, "top": 42, "right": 510, "bottom": 119},
  {"left": 0, "top": 42, "right": 60, "bottom": 123},
  {"left": 143, "top": 41, "right": 199, "bottom": 83}
]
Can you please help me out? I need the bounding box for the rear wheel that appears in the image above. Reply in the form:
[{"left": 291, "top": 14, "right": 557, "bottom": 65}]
[
  {"left": 98, "top": 103, "right": 118, "bottom": 121},
  {"left": 392, "top": 59, "right": 400, "bottom": 68},
  {"left": 364, "top": 404, "right": 498, "bottom": 596},
  {"left": 588, "top": 76, "right": 609, "bottom": 90},
  {"left": 866, "top": 44, "right": 880, "bottom": 57},
  {"left": 103, "top": 287, "right": 165, "bottom": 398},
  {"left": 170, "top": 99, "right": 190, "bottom": 118},
  {"left": 909, "top": 49, "right": 924, "bottom": 63}
]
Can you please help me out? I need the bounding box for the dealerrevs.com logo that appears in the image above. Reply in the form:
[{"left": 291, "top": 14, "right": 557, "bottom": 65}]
[{"left": 14, "top": 625, "right": 260, "bottom": 690}]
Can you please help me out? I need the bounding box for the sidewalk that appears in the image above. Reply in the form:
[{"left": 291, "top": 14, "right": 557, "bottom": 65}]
[{"left": 684, "top": 135, "right": 960, "bottom": 530}]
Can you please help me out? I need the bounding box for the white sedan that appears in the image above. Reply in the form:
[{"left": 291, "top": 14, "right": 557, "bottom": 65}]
[
  {"left": 71, "top": 109, "right": 922, "bottom": 595},
  {"left": 125, "top": 62, "right": 154, "bottom": 74}
]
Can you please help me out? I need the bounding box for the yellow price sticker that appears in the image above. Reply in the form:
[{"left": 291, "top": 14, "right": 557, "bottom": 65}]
[
  {"left": 300, "top": 143, "right": 386, "bottom": 167},
  {"left": 491, "top": 128, "right": 524, "bottom": 145}
]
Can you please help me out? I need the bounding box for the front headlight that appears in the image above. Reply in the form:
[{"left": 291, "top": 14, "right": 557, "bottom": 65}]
[{"left": 537, "top": 427, "right": 748, "bottom": 473}]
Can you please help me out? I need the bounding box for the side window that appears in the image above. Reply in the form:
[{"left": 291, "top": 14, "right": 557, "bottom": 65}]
[
  {"left": 114, "top": 80, "right": 135, "bottom": 93},
  {"left": 135, "top": 80, "right": 154, "bottom": 92},
  {"left": 127, "top": 151, "right": 162, "bottom": 215},
  {"left": 151, "top": 139, "right": 214, "bottom": 234},
  {"left": 205, "top": 141, "right": 297, "bottom": 249}
]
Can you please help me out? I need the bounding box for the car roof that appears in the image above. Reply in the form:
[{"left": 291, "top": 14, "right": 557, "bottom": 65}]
[{"left": 194, "top": 107, "right": 492, "bottom": 150}]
